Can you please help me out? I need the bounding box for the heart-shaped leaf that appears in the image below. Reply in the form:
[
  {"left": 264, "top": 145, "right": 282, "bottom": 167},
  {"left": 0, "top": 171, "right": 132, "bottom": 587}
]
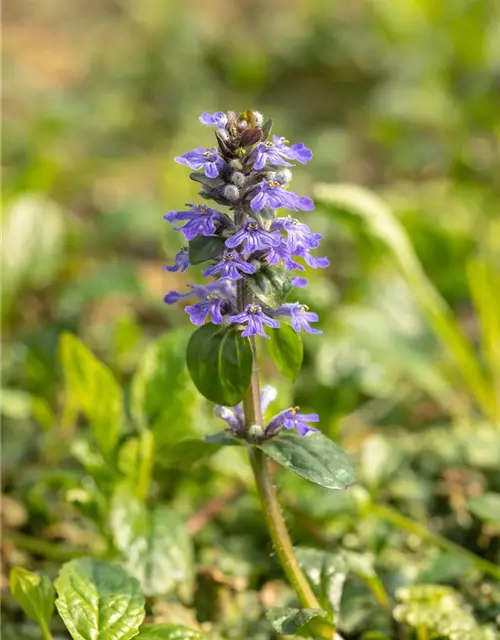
[
  {"left": 266, "top": 607, "right": 326, "bottom": 635},
  {"left": 10, "top": 567, "right": 54, "bottom": 634},
  {"left": 187, "top": 324, "right": 253, "bottom": 406},
  {"left": 258, "top": 431, "right": 355, "bottom": 489},
  {"left": 296, "top": 548, "right": 347, "bottom": 619},
  {"left": 136, "top": 623, "right": 205, "bottom": 639},
  {"left": 109, "top": 488, "right": 193, "bottom": 598},
  {"left": 267, "top": 324, "right": 303, "bottom": 381},
  {"left": 188, "top": 235, "right": 225, "bottom": 265},
  {"left": 54, "top": 557, "right": 145, "bottom": 640},
  {"left": 248, "top": 266, "right": 292, "bottom": 308}
]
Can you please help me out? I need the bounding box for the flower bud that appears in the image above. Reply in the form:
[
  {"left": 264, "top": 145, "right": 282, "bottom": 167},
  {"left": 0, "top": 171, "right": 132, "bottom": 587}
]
[
  {"left": 253, "top": 110, "right": 263, "bottom": 127},
  {"left": 223, "top": 185, "right": 240, "bottom": 201},
  {"left": 230, "top": 159, "right": 243, "bottom": 170},
  {"left": 231, "top": 171, "right": 246, "bottom": 187},
  {"left": 238, "top": 120, "right": 249, "bottom": 131},
  {"left": 248, "top": 424, "right": 264, "bottom": 440},
  {"left": 217, "top": 128, "right": 229, "bottom": 140},
  {"left": 275, "top": 169, "right": 292, "bottom": 184}
]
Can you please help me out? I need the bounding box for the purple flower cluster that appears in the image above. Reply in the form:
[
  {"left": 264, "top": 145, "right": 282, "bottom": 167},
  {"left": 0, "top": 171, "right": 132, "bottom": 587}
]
[{"left": 164, "top": 109, "right": 328, "bottom": 435}]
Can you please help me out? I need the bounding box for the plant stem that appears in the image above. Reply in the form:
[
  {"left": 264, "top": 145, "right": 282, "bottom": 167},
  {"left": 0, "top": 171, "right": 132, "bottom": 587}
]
[
  {"left": 244, "top": 341, "right": 338, "bottom": 638},
  {"left": 39, "top": 620, "right": 54, "bottom": 640},
  {"left": 372, "top": 504, "right": 500, "bottom": 580}
]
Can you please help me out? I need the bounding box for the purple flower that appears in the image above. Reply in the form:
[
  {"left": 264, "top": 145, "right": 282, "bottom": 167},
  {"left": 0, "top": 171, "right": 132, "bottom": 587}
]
[
  {"left": 291, "top": 276, "right": 308, "bottom": 288},
  {"left": 164, "top": 279, "right": 234, "bottom": 305},
  {"left": 272, "top": 216, "right": 321, "bottom": 252},
  {"left": 294, "top": 247, "right": 330, "bottom": 269},
  {"left": 164, "top": 247, "right": 189, "bottom": 272},
  {"left": 199, "top": 111, "right": 228, "bottom": 128},
  {"left": 272, "top": 302, "right": 322, "bottom": 334},
  {"left": 225, "top": 221, "right": 280, "bottom": 254},
  {"left": 175, "top": 147, "right": 225, "bottom": 178},
  {"left": 249, "top": 180, "right": 314, "bottom": 213},
  {"left": 215, "top": 385, "right": 277, "bottom": 435},
  {"left": 266, "top": 239, "right": 305, "bottom": 271},
  {"left": 185, "top": 293, "right": 225, "bottom": 326},
  {"left": 250, "top": 136, "right": 313, "bottom": 170},
  {"left": 203, "top": 251, "right": 256, "bottom": 280},
  {"left": 229, "top": 304, "right": 280, "bottom": 338},
  {"left": 265, "top": 407, "right": 320, "bottom": 436},
  {"left": 165, "top": 204, "right": 227, "bottom": 241},
  {"left": 273, "top": 136, "right": 313, "bottom": 164}
]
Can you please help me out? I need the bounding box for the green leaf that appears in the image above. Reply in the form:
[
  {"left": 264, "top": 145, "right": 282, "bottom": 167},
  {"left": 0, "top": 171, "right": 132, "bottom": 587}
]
[
  {"left": 59, "top": 333, "right": 122, "bottom": 454},
  {"left": 267, "top": 325, "right": 303, "bottom": 382},
  {"left": 247, "top": 266, "right": 292, "bottom": 307},
  {"left": 130, "top": 330, "right": 199, "bottom": 448},
  {"left": 189, "top": 172, "right": 225, "bottom": 188},
  {"left": 54, "top": 557, "right": 145, "bottom": 640},
  {"left": 296, "top": 548, "right": 347, "bottom": 619},
  {"left": 109, "top": 487, "right": 193, "bottom": 597},
  {"left": 262, "top": 118, "right": 274, "bottom": 140},
  {"left": 468, "top": 493, "right": 500, "bottom": 525},
  {"left": 10, "top": 567, "right": 54, "bottom": 633},
  {"left": 266, "top": 607, "right": 326, "bottom": 635},
  {"left": 186, "top": 324, "right": 253, "bottom": 406},
  {"left": 247, "top": 206, "right": 275, "bottom": 231},
  {"left": 258, "top": 431, "right": 355, "bottom": 489},
  {"left": 188, "top": 235, "right": 225, "bottom": 265},
  {"left": 136, "top": 624, "right": 205, "bottom": 639}
]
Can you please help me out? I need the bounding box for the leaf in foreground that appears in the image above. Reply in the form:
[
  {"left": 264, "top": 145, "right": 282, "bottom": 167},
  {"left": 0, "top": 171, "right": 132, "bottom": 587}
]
[
  {"left": 54, "top": 557, "right": 145, "bottom": 640},
  {"left": 258, "top": 431, "right": 355, "bottom": 489},
  {"left": 10, "top": 566, "right": 54, "bottom": 632}
]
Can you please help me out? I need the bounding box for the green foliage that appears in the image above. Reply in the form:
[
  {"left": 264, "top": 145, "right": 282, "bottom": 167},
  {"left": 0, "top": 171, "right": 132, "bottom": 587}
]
[
  {"left": 60, "top": 333, "right": 123, "bottom": 455},
  {"left": 188, "top": 236, "right": 226, "bottom": 265},
  {"left": 9, "top": 567, "right": 54, "bottom": 638},
  {"left": 266, "top": 607, "right": 327, "bottom": 636},
  {"left": 54, "top": 557, "right": 145, "bottom": 640},
  {"left": 258, "top": 432, "right": 355, "bottom": 489},
  {"left": 186, "top": 324, "right": 253, "bottom": 405},
  {"left": 468, "top": 493, "right": 500, "bottom": 525},
  {"left": 109, "top": 487, "right": 193, "bottom": 597},
  {"left": 296, "top": 548, "right": 347, "bottom": 620},
  {"left": 247, "top": 266, "right": 292, "bottom": 308},
  {"left": 267, "top": 325, "right": 303, "bottom": 382},
  {"left": 136, "top": 625, "right": 205, "bottom": 639}
]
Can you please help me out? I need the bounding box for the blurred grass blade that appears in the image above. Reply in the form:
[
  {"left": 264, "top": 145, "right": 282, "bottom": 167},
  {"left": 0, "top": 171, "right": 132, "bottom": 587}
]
[
  {"left": 467, "top": 256, "right": 500, "bottom": 410},
  {"left": 315, "top": 183, "right": 497, "bottom": 422}
]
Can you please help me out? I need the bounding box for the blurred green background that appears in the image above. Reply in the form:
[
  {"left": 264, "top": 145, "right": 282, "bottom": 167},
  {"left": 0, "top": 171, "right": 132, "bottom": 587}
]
[{"left": 2, "top": 0, "right": 500, "bottom": 638}]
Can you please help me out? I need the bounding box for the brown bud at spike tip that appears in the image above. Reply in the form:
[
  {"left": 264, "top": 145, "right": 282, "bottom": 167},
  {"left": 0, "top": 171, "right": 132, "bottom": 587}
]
[
  {"left": 239, "top": 127, "right": 263, "bottom": 148},
  {"left": 246, "top": 109, "right": 256, "bottom": 128}
]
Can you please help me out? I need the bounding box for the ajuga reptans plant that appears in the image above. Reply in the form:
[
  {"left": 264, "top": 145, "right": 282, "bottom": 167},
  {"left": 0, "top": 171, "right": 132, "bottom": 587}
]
[{"left": 164, "top": 109, "right": 355, "bottom": 638}]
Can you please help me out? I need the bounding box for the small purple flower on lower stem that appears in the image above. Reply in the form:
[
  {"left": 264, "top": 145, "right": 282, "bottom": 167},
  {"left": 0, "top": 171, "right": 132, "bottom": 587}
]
[
  {"left": 199, "top": 111, "right": 228, "bottom": 128},
  {"left": 272, "top": 216, "right": 321, "bottom": 252},
  {"left": 294, "top": 247, "right": 330, "bottom": 268},
  {"left": 164, "top": 247, "right": 189, "bottom": 272},
  {"left": 266, "top": 239, "right": 305, "bottom": 271},
  {"left": 249, "top": 180, "right": 314, "bottom": 213},
  {"left": 230, "top": 304, "right": 280, "bottom": 339},
  {"left": 185, "top": 293, "right": 225, "bottom": 326},
  {"left": 175, "top": 147, "right": 225, "bottom": 178},
  {"left": 272, "top": 302, "right": 322, "bottom": 334},
  {"left": 215, "top": 385, "right": 277, "bottom": 436},
  {"left": 291, "top": 276, "right": 308, "bottom": 288},
  {"left": 265, "top": 407, "right": 320, "bottom": 437},
  {"left": 203, "top": 251, "right": 256, "bottom": 280},
  {"left": 225, "top": 221, "right": 280, "bottom": 254}
]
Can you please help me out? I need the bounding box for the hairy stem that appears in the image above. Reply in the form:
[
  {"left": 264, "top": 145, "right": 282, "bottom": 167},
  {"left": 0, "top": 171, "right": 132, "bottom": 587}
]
[{"left": 244, "top": 341, "right": 338, "bottom": 638}]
